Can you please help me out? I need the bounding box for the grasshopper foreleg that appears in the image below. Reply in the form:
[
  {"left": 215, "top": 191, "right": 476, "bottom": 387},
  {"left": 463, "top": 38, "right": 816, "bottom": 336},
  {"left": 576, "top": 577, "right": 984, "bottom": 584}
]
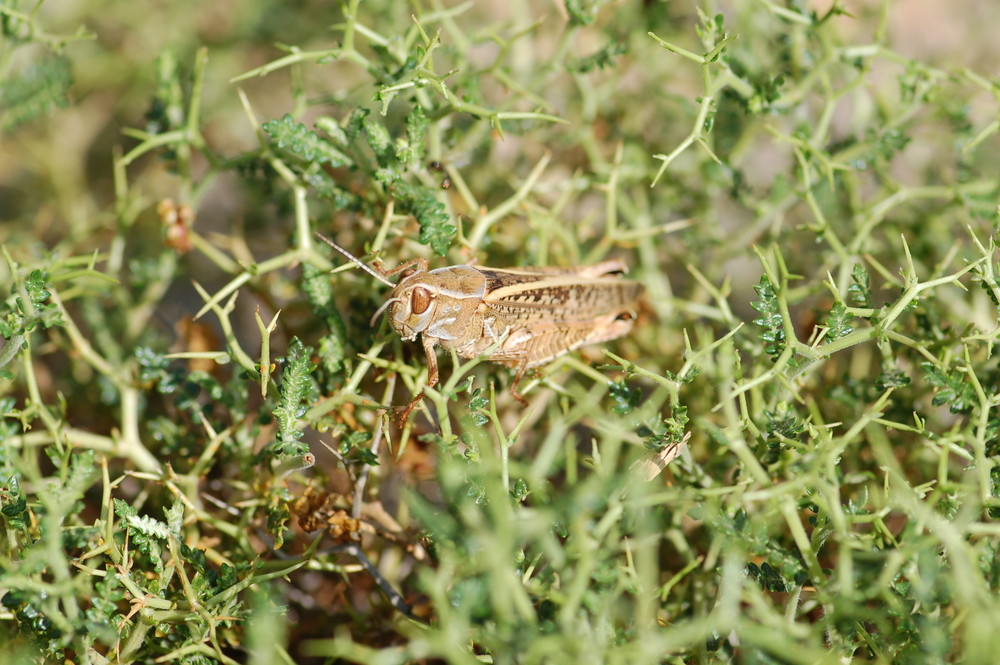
[
  {"left": 394, "top": 335, "right": 440, "bottom": 424},
  {"left": 508, "top": 360, "right": 531, "bottom": 406}
]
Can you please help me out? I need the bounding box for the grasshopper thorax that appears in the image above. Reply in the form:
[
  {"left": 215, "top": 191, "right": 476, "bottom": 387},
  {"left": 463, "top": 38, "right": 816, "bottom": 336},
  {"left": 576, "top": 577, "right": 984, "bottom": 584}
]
[{"left": 388, "top": 265, "right": 487, "bottom": 342}]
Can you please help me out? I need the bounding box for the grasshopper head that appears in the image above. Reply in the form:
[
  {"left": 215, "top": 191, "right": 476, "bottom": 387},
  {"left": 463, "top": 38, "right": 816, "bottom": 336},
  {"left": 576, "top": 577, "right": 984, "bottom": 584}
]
[
  {"left": 387, "top": 280, "right": 435, "bottom": 341},
  {"left": 384, "top": 266, "right": 487, "bottom": 342}
]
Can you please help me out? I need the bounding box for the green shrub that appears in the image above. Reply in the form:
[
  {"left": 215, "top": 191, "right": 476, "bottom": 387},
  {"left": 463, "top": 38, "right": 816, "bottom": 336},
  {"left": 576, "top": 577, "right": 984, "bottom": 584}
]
[{"left": 2, "top": 1, "right": 999, "bottom": 663}]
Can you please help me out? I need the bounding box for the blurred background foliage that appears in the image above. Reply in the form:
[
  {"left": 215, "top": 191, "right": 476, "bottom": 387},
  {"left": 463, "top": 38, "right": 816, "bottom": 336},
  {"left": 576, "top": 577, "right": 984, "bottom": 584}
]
[{"left": 2, "top": 0, "right": 1000, "bottom": 663}]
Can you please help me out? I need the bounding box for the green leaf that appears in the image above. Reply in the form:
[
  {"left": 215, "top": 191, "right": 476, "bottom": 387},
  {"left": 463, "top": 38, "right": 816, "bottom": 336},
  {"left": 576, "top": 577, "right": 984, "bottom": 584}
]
[
  {"left": 510, "top": 478, "right": 529, "bottom": 502},
  {"left": 270, "top": 337, "right": 316, "bottom": 457},
  {"left": 765, "top": 410, "right": 805, "bottom": 442},
  {"left": 404, "top": 104, "right": 428, "bottom": 163},
  {"left": 848, "top": 264, "right": 872, "bottom": 308},
  {"left": 363, "top": 116, "right": 393, "bottom": 162},
  {"left": 638, "top": 406, "right": 689, "bottom": 452},
  {"left": 608, "top": 380, "right": 642, "bottom": 415},
  {"left": 568, "top": 41, "right": 628, "bottom": 73},
  {"left": 315, "top": 114, "right": 349, "bottom": 146},
  {"left": 750, "top": 275, "right": 785, "bottom": 360},
  {"left": 114, "top": 498, "right": 171, "bottom": 540},
  {"left": 393, "top": 181, "right": 456, "bottom": 256},
  {"left": 344, "top": 107, "right": 370, "bottom": 141},
  {"left": 921, "top": 363, "right": 975, "bottom": 414},
  {"left": 339, "top": 430, "right": 373, "bottom": 456},
  {"left": 301, "top": 263, "right": 348, "bottom": 375},
  {"left": 262, "top": 114, "right": 352, "bottom": 167},
  {"left": 823, "top": 301, "right": 853, "bottom": 339},
  {"left": 747, "top": 561, "right": 790, "bottom": 592},
  {"left": 165, "top": 499, "right": 184, "bottom": 535},
  {"left": 468, "top": 387, "right": 490, "bottom": 427},
  {"left": 876, "top": 368, "right": 911, "bottom": 390},
  {"left": 0, "top": 56, "right": 73, "bottom": 132},
  {"left": 144, "top": 52, "right": 183, "bottom": 137},
  {"left": 266, "top": 486, "right": 292, "bottom": 549}
]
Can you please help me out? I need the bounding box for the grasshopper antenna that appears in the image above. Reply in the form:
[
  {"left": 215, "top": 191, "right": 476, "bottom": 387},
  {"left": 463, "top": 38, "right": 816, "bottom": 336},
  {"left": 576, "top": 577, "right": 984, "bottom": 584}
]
[{"left": 315, "top": 232, "right": 395, "bottom": 287}]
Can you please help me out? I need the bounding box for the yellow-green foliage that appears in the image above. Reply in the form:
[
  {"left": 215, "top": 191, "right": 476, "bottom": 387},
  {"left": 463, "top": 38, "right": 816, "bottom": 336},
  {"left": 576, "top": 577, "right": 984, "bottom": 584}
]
[{"left": 2, "top": 1, "right": 999, "bottom": 663}]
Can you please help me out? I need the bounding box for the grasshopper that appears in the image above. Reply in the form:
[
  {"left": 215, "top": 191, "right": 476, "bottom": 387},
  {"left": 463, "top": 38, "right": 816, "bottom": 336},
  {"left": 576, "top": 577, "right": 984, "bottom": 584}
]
[{"left": 316, "top": 233, "right": 644, "bottom": 417}]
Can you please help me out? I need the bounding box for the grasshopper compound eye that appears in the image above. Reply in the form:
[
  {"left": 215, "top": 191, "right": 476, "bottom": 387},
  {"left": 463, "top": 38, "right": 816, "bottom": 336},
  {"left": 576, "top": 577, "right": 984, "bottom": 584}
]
[{"left": 411, "top": 287, "right": 433, "bottom": 314}]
